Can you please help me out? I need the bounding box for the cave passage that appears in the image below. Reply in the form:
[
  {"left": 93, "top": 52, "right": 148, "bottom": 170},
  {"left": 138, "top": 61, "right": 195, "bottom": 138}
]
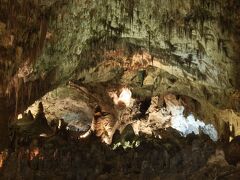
[{"left": 1, "top": 0, "right": 240, "bottom": 179}]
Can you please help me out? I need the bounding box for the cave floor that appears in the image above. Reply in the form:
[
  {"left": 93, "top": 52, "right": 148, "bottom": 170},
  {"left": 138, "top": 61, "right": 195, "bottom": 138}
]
[{"left": 1, "top": 129, "right": 240, "bottom": 180}]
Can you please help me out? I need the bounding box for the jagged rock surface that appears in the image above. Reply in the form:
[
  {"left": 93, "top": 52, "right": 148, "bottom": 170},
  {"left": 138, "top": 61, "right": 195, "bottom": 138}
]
[{"left": 1, "top": 126, "right": 240, "bottom": 180}]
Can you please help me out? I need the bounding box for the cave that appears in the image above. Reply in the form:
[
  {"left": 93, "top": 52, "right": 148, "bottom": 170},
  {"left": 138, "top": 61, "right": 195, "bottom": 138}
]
[{"left": 1, "top": 0, "right": 240, "bottom": 179}]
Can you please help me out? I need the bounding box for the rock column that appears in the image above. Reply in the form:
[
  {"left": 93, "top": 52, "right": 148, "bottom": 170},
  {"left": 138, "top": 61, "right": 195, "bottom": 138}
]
[{"left": 0, "top": 107, "right": 11, "bottom": 150}]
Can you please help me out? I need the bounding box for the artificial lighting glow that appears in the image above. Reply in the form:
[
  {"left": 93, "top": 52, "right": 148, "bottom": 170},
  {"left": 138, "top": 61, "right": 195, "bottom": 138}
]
[
  {"left": 17, "top": 114, "right": 22, "bottom": 120},
  {"left": 109, "top": 87, "right": 132, "bottom": 108},
  {"left": 79, "top": 129, "right": 92, "bottom": 139},
  {"left": 131, "top": 95, "right": 218, "bottom": 141},
  {"left": 118, "top": 88, "right": 132, "bottom": 107},
  {"left": 169, "top": 105, "right": 218, "bottom": 141},
  {"left": 0, "top": 151, "right": 8, "bottom": 168},
  {"left": 58, "top": 120, "right": 62, "bottom": 129},
  {"left": 39, "top": 133, "right": 47, "bottom": 137},
  {"left": 102, "top": 136, "right": 112, "bottom": 145},
  {"left": 30, "top": 147, "right": 40, "bottom": 160},
  {"left": 0, "top": 152, "right": 4, "bottom": 168}
]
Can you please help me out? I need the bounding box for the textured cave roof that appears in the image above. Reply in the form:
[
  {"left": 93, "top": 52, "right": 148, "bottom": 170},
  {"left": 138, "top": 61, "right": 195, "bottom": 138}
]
[{"left": 0, "top": 0, "right": 240, "bottom": 135}]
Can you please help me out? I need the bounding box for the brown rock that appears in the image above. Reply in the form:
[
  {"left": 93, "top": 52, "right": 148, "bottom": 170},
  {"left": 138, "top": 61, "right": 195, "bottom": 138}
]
[
  {"left": 0, "top": 22, "right": 6, "bottom": 34},
  {"left": 15, "top": 46, "right": 23, "bottom": 62}
]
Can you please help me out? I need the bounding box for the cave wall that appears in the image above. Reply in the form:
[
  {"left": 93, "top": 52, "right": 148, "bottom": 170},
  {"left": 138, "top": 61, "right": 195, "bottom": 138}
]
[{"left": 41, "top": 0, "right": 240, "bottom": 138}]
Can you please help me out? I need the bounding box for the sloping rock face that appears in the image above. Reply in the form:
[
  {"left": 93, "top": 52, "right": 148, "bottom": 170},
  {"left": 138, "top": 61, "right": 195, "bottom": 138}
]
[{"left": 0, "top": 0, "right": 240, "bottom": 149}]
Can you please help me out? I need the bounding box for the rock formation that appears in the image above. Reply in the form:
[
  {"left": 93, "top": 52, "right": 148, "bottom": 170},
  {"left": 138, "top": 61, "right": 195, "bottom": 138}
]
[{"left": 0, "top": 0, "right": 240, "bottom": 179}]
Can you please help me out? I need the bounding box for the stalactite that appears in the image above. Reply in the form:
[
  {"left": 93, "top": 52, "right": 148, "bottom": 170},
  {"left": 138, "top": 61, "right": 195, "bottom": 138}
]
[
  {"left": 20, "top": 79, "right": 25, "bottom": 115},
  {"left": 148, "top": 31, "right": 151, "bottom": 53},
  {"left": 27, "top": 82, "right": 32, "bottom": 103},
  {"left": 39, "top": 18, "right": 48, "bottom": 53},
  {"left": 14, "top": 78, "right": 20, "bottom": 118}
]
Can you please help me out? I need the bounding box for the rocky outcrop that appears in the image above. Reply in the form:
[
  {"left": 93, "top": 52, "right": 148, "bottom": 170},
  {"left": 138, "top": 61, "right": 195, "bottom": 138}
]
[{"left": 1, "top": 125, "right": 240, "bottom": 180}]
